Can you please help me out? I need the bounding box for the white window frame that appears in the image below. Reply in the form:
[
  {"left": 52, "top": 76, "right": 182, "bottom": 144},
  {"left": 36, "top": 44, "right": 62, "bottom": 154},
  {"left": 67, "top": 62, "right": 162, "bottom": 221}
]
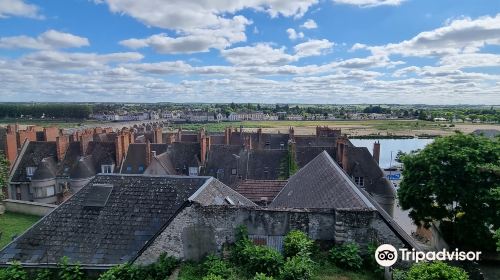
[
  {"left": 354, "top": 176, "right": 364, "bottom": 187},
  {"left": 26, "top": 167, "right": 36, "bottom": 177},
  {"left": 101, "top": 164, "right": 114, "bottom": 174}
]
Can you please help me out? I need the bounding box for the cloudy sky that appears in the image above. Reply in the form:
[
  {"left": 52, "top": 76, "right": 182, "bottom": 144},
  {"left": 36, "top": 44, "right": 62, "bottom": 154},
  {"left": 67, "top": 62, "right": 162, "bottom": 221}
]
[{"left": 0, "top": 0, "right": 499, "bottom": 104}]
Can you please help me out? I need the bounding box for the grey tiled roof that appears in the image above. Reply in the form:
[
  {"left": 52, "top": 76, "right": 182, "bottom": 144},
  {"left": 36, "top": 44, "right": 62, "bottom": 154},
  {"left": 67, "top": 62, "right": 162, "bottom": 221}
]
[
  {"left": 11, "top": 142, "right": 57, "bottom": 182},
  {"left": 0, "top": 174, "right": 210, "bottom": 266},
  {"left": 31, "top": 157, "right": 57, "bottom": 181},
  {"left": 270, "top": 151, "right": 373, "bottom": 210},
  {"left": 120, "top": 144, "right": 168, "bottom": 174},
  {"left": 295, "top": 146, "right": 336, "bottom": 168}
]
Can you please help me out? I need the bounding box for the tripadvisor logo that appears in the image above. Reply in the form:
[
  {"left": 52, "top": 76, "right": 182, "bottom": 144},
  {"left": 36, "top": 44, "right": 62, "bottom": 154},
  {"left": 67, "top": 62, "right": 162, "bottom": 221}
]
[{"left": 374, "top": 244, "right": 482, "bottom": 267}]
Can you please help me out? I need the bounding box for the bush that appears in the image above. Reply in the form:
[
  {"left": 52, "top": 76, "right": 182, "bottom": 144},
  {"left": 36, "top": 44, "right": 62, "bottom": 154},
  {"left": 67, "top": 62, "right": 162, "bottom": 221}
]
[
  {"left": 364, "top": 242, "right": 383, "bottom": 275},
  {"left": 35, "top": 269, "right": 54, "bottom": 280},
  {"left": 280, "top": 256, "right": 314, "bottom": 280},
  {"left": 0, "top": 262, "right": 28, "bottom": 280},
  {"left": 405, "top": 261, "right": 469, "bottom": 280},
  {"left": 253, "top": 272, "right": 275, "bottom": 280},
  {"left": 202, "top": 255, "right": 232, "bottom": 278},
  {"left": 202, "top": 273, "right": 224, "bottom": 280},
  {"left": 283, "top": 230, "right": 314, "bottom": 258},
  {"left": 98, "top": 264, "right": 140, "bottom": 280},
  {"left": 329, "top": 243, "right": 363, "bottom": 270},
  {"left": 58, "top": 257, "right": 84, "bottom": 280},
  {"left": 242, "top": 244, "right": 284, "bottom": 277}
]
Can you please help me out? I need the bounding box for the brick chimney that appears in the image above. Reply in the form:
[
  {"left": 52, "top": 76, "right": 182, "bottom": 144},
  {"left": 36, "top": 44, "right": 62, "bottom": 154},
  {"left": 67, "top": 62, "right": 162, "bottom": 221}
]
[
  {"left": 200, "top": 136, "right": 207, "bottom": 165},
  {"left": 44, "top": 127, "right": 59, "bottom": 142},
  {"left": 373, "top": 141, "right": 381, "bottom": 165},
  {"left": 224, "top": 127, "right": 231, "bottom": 145},
  {"left": 289, "top": 127, "right": 295, "bottom": 141},
  {"left": 154, "top": 127, "right": 163, "bottom": 143},
  {"left": 177, "top": 128, "right": 182, "bottom": 142},
  {"left": 5, "top": 130, "right": 18, "bottom": 167},
  {"left": 115, "top": 133, "right": 124, "bottom": 167},
  {"left": 146, "top": 140, "right": 151, "bottom": 165},
  {"left": 56, "top": 135, "right": 69, "bottom": 162},
  {"left": 257, "top": 128, "right": 262, "bottom": 145},
  {"left": 244, "top": 135, "right": 252, "bottom": 150}
]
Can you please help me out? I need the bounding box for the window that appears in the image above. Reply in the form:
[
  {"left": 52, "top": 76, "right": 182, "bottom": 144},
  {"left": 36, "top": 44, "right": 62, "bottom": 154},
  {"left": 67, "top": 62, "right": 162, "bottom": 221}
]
[
  {"left": 26, "top": 167, "right": 36, "bottom": 177},
  {"left": 34, "top": 185, "right": 56, "bottom": 198},
  {"left": 101, "top": 164, "right": 114, "bottom": 173},
  {"left": 231, "top": 168, "right": 237, "bottom": 175},
  {"left": 138, "top": 165, "right": 144, "bottom": 172},
  {"left": 354, "top": 177, "right": 364, "bottom": 187},
  {"left": 126, "top": 166, "right": 132, "bottom": 172},
  {"left": 188, "top": 167, "right": 199, "bottom": 176}
]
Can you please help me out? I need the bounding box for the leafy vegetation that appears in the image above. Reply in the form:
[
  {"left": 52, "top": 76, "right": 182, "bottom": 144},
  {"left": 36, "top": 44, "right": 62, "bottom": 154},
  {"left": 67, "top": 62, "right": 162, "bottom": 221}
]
[
  {"left": 398, "top": 133, "right": 500, "bottom": 250},
  {"left": 0, "top": 104, "right": 92, "bottom": 120},
  {"left": 329, "top": 243, "right": 363, "bottom": 270},
  {"left": 283, "top": 230, "right": 314, "bottom": 258},
  {"left": 394, "top": 261, "right": 469, "bottom": 280},
  {"left": 0, "top": 153, "right": 9, "bottom": 201},
  {"left": 0, "top": 212, "right": 40, "bottom": 248},
  {"left": 0, "top": 261, "right": 28, "bottom": 280},
  {"left": 280, "top": 255, "right": 315, "bottom": 280}
]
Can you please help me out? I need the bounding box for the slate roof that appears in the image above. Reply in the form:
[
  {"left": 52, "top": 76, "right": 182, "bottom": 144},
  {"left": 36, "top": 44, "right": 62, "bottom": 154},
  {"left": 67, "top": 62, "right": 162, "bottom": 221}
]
[
  {"left": 345, "top": 146, "right": 395, "bottom": 198},
  {"left": 69, "top": 156, "right": 96, "bottom": 179},
  {"left": 86, "top": 141, "right": 116, "bottom": 172},
  {"left": 10, "top": 141, "right": 57, "bottom": 182},
  {"left": 120, "top": 144, "right": 168, "bottom": 174},
  {"left": 57, "top": 142, "right": 82, "bottom": 178},
  {"left": 166, "top": 142, "right": 200, "bottom": 174},
  {"left": 235, "top": 180, "right": 287, "bottom": 205},
  {"left": 31, "top": 157, "right": 57, "bottom": 181},
  {"left": 294, "top": 136, "right": 337, "bottom": 147},
  {"left": 0, "top": 174, "right": 211, "bottom": 266},
  {"left": 270, "top": 151, "right": 373, "bottom": 210},
  {"left": 295, "top": 146, "right": 336, "bottom": 168}
]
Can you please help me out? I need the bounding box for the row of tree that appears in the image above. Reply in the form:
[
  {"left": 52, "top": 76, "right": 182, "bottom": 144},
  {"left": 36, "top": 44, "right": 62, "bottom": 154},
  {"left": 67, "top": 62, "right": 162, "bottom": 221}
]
[{"left": 0, "top": 104, "right": 92, "bottom": 119}]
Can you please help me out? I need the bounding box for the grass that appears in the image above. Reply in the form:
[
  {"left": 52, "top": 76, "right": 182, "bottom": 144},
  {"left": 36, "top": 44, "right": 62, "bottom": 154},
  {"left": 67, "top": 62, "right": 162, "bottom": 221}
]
[
  {"left": 170, "top": 120, "right": 439, "bottom": 133},
  {"left": 0, "top": 212, "right": 40, "bottom": 248},
  {"left": 0, "top": 118, "right": 98, "bottom": 129}
]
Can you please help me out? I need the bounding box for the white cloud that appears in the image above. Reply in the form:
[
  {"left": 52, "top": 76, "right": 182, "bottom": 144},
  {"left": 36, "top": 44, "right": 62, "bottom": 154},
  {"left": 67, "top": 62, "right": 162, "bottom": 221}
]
[
  {"left": 301, "top": 19, "right": 317, "bottom": 29},
  {"left": 287, "top": 28, "right": 304, "bottom": 40},
  {"left": 97, "top": 0, "right": 318, "bottom": 30},
  {"left": 221, "top": 44, "right": 296, "bottom": 65},
  {"left": 0, "top": 30, "right": 89, "bottom": 49},
  {"left": 294, "top": 39, "right": 334, "bottom": 57},
  {"left": 332, "top": 0, "right": 405, "bottom": 8},
  {"left": 21, "top": 51, "right": 143, "bottom": 69},
  {"left": 0, "top": 0, "right": 41, "bottom": 19},
  {"left": 360, "top": 14, "right": 500, "bottom": 57},
  {"left": 120, "top": 16, "right": 251, "bottom": 54}
]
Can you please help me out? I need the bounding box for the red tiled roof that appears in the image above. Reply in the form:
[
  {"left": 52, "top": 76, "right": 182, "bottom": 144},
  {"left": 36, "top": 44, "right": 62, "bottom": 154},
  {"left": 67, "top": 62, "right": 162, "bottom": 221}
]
[{"left": 235, "top": 179, "right": 287, "bottom": 204}]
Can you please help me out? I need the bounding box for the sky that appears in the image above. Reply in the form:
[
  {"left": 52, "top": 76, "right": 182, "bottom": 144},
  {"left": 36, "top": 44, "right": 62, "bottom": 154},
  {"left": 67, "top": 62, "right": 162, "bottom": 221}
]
[{"left": 0, "top": 0, "right": 500, "bottom": 104}]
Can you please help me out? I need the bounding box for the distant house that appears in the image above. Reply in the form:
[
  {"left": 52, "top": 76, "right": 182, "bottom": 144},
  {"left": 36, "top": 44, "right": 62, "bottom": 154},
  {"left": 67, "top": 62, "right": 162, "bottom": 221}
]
[{"left": 186, "top": 112, "right": 215, "bottom": 122}]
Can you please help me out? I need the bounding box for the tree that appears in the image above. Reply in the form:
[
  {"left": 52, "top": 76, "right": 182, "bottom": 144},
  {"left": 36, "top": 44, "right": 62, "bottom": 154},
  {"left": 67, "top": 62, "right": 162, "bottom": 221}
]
[
  {"left": 398, "top": 133, "right": 500, "bottom": 251},
  {"left": 401, "top": 261, "right": 469, "bottom": 280},
  {"left": 0, "top": 153, "right": 9, "bottom": 200}
]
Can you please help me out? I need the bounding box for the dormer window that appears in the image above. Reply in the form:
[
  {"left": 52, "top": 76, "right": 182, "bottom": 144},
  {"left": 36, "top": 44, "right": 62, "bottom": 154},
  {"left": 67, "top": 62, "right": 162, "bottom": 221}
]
[
  {"left": 26, "top": 167, "right": 36, "bottom": 176},
  {"left": 354, "top": 176, "right": 364, "bottom": 187},
  {"left": 101, "top": 164, "right": 114, "bottom": 174}
]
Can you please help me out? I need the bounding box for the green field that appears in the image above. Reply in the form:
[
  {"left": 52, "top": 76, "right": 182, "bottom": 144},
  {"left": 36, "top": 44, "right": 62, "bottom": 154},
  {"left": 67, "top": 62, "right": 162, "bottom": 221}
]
[
  {"left": 0, "top": 118, "right": 97, "bottom": 129},
  {"left": 0, "top": 212, "right": 40, "bottom": 248}
]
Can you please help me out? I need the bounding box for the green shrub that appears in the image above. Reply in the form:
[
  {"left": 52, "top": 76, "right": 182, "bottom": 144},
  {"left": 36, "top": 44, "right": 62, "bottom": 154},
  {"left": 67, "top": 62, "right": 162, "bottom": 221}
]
[
  {"left": 253, "top": 272, "right": 275, "bottom": 280},
  {"left": 392, "top": 269, "right": 407, "bottom": 280},
  {"left": 283, "top": 230, "right": 314, "bottom": 258},
  {"left": 35, "top": 269, "right": 54, "bottom": 280},
  {"left": 364, "top": 242, "right": 383, "bottom": 275},
  {"left": 58, "top": 257, "right": 84, "bottom": 280},
  {"left": 329, "top": 243, "right": 363, "bottom": 270},
  {"left": 98, "top": 264, "right": 141, "bottom": 280},
  {"left": 242, "top": 244, "right": 284, "bottom": 277},
  {"left": 231, "top": 226, "right": 253, "bottom": 266},
  {"left": 405, "top": 261, "right": 469, "bottom": 280},
  {"left": 202, "top": 255, "right": 232, "bottom": 278},
  {"left": 202, "top": 273, "right": 224, "bottom": 280},
  {"left": 280, "top": 256, "right": 314, "bottom": 280},
  {"left": 140, "top": 253, "right": 178, "bottom": 279},
  {"left": 0, "top": 262, "right": 28, "bottom": 280}
]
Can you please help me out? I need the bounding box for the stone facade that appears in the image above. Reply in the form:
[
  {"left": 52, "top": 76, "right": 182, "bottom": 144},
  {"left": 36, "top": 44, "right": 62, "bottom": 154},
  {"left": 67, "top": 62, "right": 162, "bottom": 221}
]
[{"left": 135, "top": 203, "right": 407, "bottom": 264}]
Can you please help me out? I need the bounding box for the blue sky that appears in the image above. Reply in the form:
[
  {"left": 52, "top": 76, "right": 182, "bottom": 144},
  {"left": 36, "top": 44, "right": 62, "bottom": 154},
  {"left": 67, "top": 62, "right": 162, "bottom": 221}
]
[{"left": 0, "top": 0, "right": 499, "bottom": 104}]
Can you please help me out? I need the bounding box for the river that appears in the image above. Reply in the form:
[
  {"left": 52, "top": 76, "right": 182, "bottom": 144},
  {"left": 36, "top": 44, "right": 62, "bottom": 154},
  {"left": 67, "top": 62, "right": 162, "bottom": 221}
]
[{"left": 350, "top": 138, "right": 434, "bottom": 168}]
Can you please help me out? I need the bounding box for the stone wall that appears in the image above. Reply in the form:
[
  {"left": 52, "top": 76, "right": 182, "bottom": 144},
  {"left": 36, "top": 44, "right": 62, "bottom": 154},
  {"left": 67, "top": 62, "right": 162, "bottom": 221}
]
[
  {"left": 3, "top": 199, "right": 56, "bottom": 216},
  {"left": 135, "top": 203, "right": 409, "bottom": 264}
]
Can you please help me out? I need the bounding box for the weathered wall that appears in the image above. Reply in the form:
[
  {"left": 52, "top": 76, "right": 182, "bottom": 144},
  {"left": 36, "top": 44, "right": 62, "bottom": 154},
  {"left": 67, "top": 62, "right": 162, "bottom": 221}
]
[
  {"left": 135, "top": 204, "right": 409, "bottom": 264},
  {"left": 3, "top": 199, "right": 56, "bottom": 216}
]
